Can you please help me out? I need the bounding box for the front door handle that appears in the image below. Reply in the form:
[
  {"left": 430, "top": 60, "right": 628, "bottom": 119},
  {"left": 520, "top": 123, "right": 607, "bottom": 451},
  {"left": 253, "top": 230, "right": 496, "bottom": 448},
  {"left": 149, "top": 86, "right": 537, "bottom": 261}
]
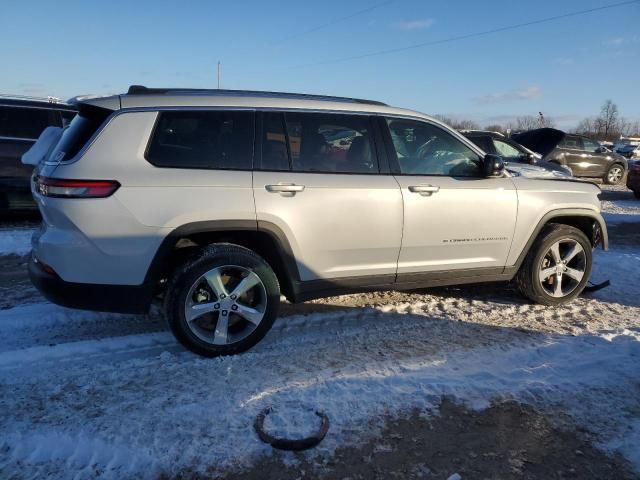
[
  {"left": 408, "top": 184, "right": 440, "bottom": 196},
  {"left": 265, "top": 183, "right": 305, "bottom": 196}
]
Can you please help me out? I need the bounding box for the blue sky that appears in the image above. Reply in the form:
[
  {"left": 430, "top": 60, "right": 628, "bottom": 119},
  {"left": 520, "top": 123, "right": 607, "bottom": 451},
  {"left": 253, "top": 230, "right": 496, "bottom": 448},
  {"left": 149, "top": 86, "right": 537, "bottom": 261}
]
[{"left": 2, "top": 0, "right": 639, "bottom": 129}]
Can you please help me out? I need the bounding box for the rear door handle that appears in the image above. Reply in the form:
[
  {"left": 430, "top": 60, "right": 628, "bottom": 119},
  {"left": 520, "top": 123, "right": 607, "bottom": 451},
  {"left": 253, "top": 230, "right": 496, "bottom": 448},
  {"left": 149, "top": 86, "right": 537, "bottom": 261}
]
[
  {"left": 265, "top": 183, "right": 305, "bottom": 196},
  {"left": 408, "top": 184, "right": 440, "bottom": 196}
]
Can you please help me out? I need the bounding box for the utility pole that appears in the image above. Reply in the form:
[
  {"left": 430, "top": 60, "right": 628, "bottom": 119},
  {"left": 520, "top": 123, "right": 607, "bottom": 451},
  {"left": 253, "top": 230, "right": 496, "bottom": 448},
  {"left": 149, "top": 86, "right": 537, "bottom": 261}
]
[{"left": 217, "top": 61, "right": 222, "bottom": 89}]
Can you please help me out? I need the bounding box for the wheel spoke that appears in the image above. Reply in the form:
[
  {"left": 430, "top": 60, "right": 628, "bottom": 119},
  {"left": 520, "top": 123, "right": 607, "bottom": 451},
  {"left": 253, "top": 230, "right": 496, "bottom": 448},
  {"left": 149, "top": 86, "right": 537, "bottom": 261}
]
[
  {"left": 549, "top": 242, "right": 561, "bottom": 264},
  {"left": 553, "top": 275, "right": 564, "bottom": 297},
  {"left": 564, "top": 267, "right": 584, "bottom": 282},
  {"left": 213, "top": 314, "right": 229, "bottom": 345},
  {"left": 204, "top": 268, "right": 228, "bottom": 299},
  {"left": 235, "top": 304, "right": 264, "bottom": 325},
  {"left": 186, "top": 302, "right": 217, "bottom": 323},
  {"left": 563, "top": 242, "right": 583, "bottom": 263},
  {"left": 230, "top": 272, "right": 261, "bottom": 298},
  {"left": 539, "top": 266, "right": 556, "bottom": 283}
]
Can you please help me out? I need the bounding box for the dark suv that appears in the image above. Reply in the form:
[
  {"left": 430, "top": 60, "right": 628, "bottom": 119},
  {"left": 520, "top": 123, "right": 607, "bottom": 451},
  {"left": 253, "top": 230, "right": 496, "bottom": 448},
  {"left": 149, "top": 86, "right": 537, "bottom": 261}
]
[
  {"left": 546, "top": 134, "right": 628, "bottom": 185},
  {"left": 0, "top": 95, "right": 76, "bottom": 213}
]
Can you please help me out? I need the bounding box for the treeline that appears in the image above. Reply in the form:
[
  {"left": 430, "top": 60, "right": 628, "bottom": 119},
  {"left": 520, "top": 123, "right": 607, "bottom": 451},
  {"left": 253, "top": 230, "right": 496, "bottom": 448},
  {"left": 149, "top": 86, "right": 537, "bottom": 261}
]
[{"left": 436, "top": 100, "right": 639, "bottom": 141}]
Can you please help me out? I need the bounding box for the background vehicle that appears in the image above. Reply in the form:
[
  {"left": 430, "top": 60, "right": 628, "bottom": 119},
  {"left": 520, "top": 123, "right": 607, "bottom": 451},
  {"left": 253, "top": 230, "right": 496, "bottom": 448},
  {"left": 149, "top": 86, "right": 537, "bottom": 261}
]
[
  {"left": 28, "top": 87, "right": 608, "bottom": 357},
  {"left": 627, "top": 160, "right": 640, "bottom": 198},
  {"left": 544, "top": 133, "right": 628, "bottom": 184},
  {"left": 0, "top": 95, "right": 75, "bottom": 213},
  {"left": 461, "top": 129, "right": 572, "bottom": 178},
  {"left": 617, "top": 143, "right": 640, "bottom": 159}
]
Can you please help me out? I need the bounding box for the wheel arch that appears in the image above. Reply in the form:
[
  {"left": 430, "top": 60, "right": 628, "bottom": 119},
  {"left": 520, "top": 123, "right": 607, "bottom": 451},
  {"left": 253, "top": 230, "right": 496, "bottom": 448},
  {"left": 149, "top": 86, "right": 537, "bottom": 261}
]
[
  {"left": 144, "top": 220, "right": 301, "bottom": 301},
  {"left": 512, "top": 209, "right": 608, "bottom": 272}
]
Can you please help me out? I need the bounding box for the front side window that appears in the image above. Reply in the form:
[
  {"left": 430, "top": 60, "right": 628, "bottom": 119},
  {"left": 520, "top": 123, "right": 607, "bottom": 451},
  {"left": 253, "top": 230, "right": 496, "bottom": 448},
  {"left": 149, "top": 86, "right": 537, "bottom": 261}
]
[
  {"left": 385, "top": 118, "right": 481, "bottom": 176},
  {"left": 492, "top": 138, "right": 522, "bottom": 160},
  {"left": 146, "top": 110, "right": 254, "bottom": 170},
  {"left": 284, "top": 112, "right": 378, "bottom": 174},
  {"left": 582, "top": 138, "right": 600, "bottom": 152}
]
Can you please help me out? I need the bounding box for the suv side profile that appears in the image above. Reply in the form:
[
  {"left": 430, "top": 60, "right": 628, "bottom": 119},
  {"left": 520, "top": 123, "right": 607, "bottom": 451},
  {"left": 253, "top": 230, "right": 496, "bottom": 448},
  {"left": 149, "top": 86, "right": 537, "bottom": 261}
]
[
  {"left": 0, "top": 95, "right": 76, "bottom": 213},
  {"left": 547, "top": 133, "right": 628, "bottom": 184},
  {"left": 29, "top": 86, "right": 608, "bottom": 357}
]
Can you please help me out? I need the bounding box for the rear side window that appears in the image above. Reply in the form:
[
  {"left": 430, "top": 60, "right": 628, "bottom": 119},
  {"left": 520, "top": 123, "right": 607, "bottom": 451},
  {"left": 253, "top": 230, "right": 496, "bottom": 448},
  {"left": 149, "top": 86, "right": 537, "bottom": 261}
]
[
  {"left": 560, "top": 136, "right": 581, "bottom": 149},
  {"left": 0, "top": 106, "right": 53, "bottom": 140},
  {"left": 47, "top": 106, "right": 109, "bottom": 162},
  {"left": 146, "top": 110, "right": 254, "bottom": 170}
]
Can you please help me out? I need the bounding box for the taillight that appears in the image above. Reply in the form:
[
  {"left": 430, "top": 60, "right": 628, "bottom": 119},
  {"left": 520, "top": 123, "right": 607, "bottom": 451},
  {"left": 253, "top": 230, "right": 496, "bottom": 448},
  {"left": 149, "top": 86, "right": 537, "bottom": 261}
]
[{"left": 35, "top": 176, "right": 120, "bottom": 198}]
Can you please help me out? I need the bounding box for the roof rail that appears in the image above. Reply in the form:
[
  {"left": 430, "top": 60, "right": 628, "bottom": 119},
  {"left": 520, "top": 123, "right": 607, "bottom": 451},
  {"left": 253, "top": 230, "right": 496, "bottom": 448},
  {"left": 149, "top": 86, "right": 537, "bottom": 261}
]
[
  {"left": 0, "top": 93, "right": 62, "bottom": 104},
  {"left": 126, "top": 85, "right": 388, "bottom": 107}
]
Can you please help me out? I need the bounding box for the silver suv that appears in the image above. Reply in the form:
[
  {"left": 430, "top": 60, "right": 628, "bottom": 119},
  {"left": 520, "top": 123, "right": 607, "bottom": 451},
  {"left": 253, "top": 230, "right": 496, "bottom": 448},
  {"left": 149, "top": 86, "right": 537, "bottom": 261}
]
[{"left": 28, "top": 86, "right": 609, "bottom": 356}]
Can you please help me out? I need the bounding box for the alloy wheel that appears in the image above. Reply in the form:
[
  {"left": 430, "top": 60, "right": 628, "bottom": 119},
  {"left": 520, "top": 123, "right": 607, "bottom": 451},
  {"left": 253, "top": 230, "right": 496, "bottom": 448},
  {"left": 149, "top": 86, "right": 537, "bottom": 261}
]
[
  {"left": 607, "top": 166, "right": 623, "bottom": 184},
  {"left": 538, "top": 238, "right": 587, "bottom": 298},
  {"left": 184, "top": 265, "right": 267, "bottom": 345}
]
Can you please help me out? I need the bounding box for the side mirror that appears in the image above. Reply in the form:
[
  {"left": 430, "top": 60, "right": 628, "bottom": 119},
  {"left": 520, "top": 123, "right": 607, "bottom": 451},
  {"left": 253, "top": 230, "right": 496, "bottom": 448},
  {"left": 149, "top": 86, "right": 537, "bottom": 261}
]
[{"left": 483, "top": 154, "right": 505, "bottom": 177}]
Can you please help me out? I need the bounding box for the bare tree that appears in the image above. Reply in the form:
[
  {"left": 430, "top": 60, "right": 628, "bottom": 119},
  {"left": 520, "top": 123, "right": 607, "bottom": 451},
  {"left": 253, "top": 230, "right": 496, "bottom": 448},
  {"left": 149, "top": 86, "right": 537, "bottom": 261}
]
[
  {"left": 598, "top": 100, "right": 619, "bottom": 141},
  {"left": 434, "top": 115, "right": 480, "bottom": 130},
  {"left": 513, "top": 114, "right": 555, "bottom": 131},
  {"left": 484, "top": 124, "right": 505, "bottom": 134}
]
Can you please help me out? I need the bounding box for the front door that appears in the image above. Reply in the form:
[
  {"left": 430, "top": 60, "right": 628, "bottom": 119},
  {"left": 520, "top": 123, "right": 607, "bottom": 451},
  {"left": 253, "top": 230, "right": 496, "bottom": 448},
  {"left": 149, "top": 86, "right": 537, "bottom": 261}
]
[{"left": 380, "top": 117, "right": 518, "bottom": 275}]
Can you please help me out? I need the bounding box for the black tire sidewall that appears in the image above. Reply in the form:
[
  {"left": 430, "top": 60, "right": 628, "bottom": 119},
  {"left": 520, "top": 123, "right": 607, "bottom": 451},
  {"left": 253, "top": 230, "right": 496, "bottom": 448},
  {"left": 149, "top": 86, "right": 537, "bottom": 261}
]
[
  {"left": 165, "top": 245, "right": 280, "bottom": 357},
  {"left": 525, "top": 226, "right": 592, "bottom": 306}
]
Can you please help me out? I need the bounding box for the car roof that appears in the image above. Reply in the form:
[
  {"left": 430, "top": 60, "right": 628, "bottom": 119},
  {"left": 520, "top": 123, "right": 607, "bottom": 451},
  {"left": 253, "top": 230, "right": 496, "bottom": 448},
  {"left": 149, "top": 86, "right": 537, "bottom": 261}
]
[
  {"left": 460, "top": 129, "right": 505, "bottom": 139},
  {"left": 0, "top": 94, "right": 76, "bottom": 111},
  {"left": 75, "top": 85, "right": 440, "bottom": 124}
]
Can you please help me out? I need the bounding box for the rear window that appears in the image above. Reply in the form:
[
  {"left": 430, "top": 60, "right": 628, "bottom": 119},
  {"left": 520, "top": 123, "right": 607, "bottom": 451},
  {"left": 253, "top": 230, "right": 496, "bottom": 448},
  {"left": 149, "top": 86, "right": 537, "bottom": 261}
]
[
  {"left": 0, "top": 106, "right": 54, "bottom": 140},
  {"left": 47, "top": 106, "right": 109, "bottom": 162},
  {"left": 146, "top": 110, "right": 254, "bottom": 170}
]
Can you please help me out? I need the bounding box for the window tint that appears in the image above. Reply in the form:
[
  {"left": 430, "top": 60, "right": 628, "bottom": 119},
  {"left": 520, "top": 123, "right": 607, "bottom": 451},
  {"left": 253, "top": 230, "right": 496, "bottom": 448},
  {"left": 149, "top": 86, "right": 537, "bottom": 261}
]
[
  {"left": 47, "top": 107, "right": 109, "bottom": 162},
  {"left": 0, "top": 106, "right": 53, "bottom": 139},
  {"left": 260, "top": 112, "right": 290, "bottom": 171},
  {"left": 560, "top": 136, "right": 581, "bottom": 149},
  {"left": 146, "top": 110, "right": 254, "bottom": 170},
  {"left": 582, "top": 138, "right": 600, "bottom": 152},
  {"left": 284, "top": 112, "right": 378, "bottom": 174},
  {"left": 385, "top": 118, "right": 481, "bottom": 176},
  {"left": 492, "top": 139, "right": 522, "bottom": 159},
  {"left": 466, "top": 135, "right": 494, "bottom": 154}
]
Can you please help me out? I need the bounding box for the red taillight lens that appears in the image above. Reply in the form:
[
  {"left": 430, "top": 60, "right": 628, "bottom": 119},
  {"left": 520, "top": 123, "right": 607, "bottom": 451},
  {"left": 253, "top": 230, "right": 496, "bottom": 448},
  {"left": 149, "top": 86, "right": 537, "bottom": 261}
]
[{"left": 35, "top": 176, "right": 120, "bottom": 198}]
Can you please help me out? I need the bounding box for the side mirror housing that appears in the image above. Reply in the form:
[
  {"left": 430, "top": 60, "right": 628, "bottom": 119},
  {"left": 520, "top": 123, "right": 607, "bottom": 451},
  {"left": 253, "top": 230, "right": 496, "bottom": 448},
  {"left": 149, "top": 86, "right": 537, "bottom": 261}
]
[{"left": 483, "top": 154, "right": 505, "bottom": 177}]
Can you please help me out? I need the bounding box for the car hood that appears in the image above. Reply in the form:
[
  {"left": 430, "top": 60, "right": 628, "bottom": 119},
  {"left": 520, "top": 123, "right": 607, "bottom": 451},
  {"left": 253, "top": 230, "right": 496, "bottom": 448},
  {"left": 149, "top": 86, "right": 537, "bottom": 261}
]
[
  {"left": 511, "top": 128, "right": 566, "bottom": 157},
  {"left": 506, "top": 162, "right": 572, "bottom": 179}
]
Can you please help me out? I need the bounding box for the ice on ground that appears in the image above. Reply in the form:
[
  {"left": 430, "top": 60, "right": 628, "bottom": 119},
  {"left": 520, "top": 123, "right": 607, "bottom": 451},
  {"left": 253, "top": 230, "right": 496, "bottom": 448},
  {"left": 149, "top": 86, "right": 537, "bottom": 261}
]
[
  {"left": 0, "top": 228, "right": 34, "bottom": 256},
  {"left": 601, "top": 199, "right": 640, "bottom": 217}
]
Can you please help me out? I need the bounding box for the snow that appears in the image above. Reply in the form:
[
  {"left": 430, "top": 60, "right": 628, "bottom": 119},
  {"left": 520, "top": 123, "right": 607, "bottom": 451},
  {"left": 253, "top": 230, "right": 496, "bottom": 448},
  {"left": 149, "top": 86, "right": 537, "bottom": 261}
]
[
  {"left": 0, "top": 187, "right": 638, "bottom": 478},
  {"left": 0, "top": 228, "right": 34, "bottom": 256}
]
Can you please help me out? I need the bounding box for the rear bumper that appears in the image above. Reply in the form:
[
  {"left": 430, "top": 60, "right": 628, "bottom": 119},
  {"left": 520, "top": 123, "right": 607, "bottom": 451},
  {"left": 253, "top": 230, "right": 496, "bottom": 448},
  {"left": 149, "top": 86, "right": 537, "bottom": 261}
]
[{"left": 28, "top": 256, "right": 153, "bottom": 314}]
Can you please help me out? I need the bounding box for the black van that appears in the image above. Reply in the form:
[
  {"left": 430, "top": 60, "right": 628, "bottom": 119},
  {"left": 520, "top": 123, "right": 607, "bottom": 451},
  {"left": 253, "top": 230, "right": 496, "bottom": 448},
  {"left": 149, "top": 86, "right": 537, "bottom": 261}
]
[{"left": 0, "top": 95, "right": 76, "bottom": 213}]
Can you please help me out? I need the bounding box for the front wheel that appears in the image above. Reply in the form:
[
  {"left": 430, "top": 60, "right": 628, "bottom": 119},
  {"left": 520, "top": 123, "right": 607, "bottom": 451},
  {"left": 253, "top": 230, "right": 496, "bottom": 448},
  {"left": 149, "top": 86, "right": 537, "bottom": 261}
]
[
  {"left": 164, "top": 244, "right": 280, "bottom": 357},
  {"left": 605, "top": 164, "right": 624, "bottom": 185},
  {"left": 515, "top": 225, "right": 592, "bottom": 306},
  {"left": 634, "top": 190, "right": 640, "bottom": 199}
]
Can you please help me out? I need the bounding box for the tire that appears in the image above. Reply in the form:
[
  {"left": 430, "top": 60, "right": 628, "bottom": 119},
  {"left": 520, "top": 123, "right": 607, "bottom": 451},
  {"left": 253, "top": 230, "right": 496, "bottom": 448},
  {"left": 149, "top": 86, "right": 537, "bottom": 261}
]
[
  {"left": 515, "top": 224, "right": 592, "bottom": 306},
  {"left": 604, "top": 164, "right": 624, "bottom": 185},
  {"left": 634, "top": 190, "right": 640, "bottom": 199},
  {"left": 164, "top": 243, "right": 280, "bottom": 357}
]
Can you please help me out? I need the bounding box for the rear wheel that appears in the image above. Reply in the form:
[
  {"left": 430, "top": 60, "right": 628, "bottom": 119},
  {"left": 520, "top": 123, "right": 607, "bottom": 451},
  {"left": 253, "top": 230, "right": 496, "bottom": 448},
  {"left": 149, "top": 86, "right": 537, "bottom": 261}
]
[
  {"left": 634, "top": 190, "right": 640, "bottom": 199},
  {"left": 515, "top": 225, "right": 592, "bottom": 306},
  {"left": 605, "top": 164, "right": 624, "bottom": 185},
  {"left": 164, "top": 244, "right": 280, "bottom": 357}
]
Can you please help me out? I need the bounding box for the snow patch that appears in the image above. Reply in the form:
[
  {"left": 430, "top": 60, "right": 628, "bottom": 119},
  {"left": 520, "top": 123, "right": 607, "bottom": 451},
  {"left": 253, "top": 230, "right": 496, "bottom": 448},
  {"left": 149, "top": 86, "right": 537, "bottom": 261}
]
[{"left": 0, "top": 228, "right": 34, "bottom": 256}]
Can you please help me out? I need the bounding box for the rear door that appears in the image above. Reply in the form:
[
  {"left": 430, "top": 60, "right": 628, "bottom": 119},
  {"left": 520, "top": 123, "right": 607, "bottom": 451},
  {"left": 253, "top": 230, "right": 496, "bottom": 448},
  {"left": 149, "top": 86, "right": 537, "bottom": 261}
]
[
  {"left": 253, "top": 111, "right": 403, "bottom": 283},
  {"left": 581, "top": 137, "right": 609, "bottom": 177},
  {"left": 380, "top": 116, "right": 517, "bottom": 276}
]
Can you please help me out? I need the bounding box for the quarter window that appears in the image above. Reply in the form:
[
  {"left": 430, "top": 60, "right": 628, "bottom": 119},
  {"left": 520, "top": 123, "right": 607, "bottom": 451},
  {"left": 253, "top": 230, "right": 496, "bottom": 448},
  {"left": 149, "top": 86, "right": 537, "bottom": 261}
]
[
  {"left": 146, "top": 110, "right": 254, "bottom": 170},
  {"left": 385, "top": 118, "right": 481, "bottom": 176}
]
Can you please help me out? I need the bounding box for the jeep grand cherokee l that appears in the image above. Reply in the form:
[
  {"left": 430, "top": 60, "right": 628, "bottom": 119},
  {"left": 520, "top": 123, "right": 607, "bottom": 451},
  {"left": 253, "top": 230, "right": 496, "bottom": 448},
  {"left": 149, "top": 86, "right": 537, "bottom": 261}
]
[{"left": 28, "top": 86, "right": 608, "bottom": 357}]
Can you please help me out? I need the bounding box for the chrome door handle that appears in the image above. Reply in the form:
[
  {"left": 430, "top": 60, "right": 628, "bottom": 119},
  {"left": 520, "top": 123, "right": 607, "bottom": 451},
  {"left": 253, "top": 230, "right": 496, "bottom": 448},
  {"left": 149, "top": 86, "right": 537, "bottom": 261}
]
[
  {"left": 408, "top": 184, "right": 440, "bottom": 196},
  {"left": 265, "top": 183, "right": 305, "bottom": 196}
]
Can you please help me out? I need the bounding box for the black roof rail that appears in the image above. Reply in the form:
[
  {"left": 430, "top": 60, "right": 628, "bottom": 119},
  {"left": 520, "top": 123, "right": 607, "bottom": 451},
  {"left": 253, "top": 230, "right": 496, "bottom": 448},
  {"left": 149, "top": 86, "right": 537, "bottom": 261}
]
[{"left": 126, "top": 85, "right": 388, "bottom": 107}]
